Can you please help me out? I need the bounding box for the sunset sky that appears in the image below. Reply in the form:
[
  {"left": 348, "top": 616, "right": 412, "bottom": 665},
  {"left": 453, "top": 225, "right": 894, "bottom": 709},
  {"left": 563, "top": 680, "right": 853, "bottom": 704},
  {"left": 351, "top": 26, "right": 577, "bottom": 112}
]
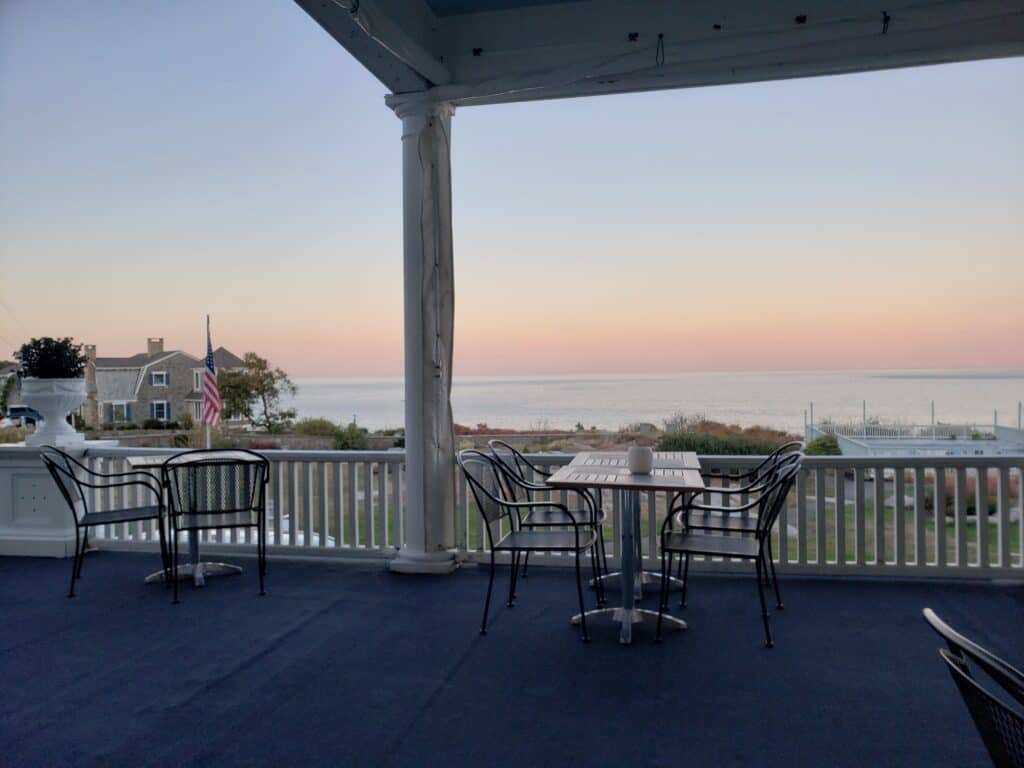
[{"left": 1, "top": 1, "right": 1021, "bottom": 377}]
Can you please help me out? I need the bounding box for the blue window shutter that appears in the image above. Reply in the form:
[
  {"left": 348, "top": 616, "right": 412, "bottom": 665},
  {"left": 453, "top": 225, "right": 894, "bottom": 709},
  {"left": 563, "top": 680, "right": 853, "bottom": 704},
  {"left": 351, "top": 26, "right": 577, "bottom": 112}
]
[
  {"left": 125, "top": 403, "right": 132, "bottom": 421},
  {"left": 164, "top": 372, "right": 169, "bottom": 386},
  {"left": 149, "top": 402, "right": 154, "bottom": 419}
]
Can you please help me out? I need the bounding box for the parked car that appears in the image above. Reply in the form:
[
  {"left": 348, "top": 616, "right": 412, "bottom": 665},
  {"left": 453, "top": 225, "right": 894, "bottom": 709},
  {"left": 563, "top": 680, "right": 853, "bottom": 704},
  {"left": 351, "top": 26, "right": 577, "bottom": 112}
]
[{"left": 5, "top": 405, "right": 43, "bottom": 427}]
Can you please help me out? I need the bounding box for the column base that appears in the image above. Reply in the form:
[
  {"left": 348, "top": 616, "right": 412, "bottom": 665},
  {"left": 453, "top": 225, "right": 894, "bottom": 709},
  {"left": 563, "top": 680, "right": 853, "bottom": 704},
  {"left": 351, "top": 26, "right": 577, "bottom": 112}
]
[{"left": 388, "top": 548, "right": 459, "bottom": 575}]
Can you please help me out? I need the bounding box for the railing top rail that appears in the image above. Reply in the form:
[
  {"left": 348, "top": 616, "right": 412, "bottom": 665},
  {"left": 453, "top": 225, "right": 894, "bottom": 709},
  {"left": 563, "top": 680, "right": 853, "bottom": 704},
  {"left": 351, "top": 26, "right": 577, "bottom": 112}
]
[{"left": 82, "top": 446, "right": 408, "bottom": 463}]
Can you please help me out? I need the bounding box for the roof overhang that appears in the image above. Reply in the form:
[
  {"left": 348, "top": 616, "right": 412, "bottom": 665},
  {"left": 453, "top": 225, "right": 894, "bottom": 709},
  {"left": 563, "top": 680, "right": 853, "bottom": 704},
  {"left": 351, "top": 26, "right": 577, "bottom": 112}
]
[{"left": 296, "top": 0, "right": 1024, "bottom": 107}]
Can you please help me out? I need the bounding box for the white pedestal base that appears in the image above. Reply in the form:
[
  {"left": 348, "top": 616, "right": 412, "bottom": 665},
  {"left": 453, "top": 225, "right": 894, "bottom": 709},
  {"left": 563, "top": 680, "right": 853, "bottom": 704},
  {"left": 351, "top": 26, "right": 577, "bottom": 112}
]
[{"left": 388, "top": 548, "right": 459, "bottom": 574}]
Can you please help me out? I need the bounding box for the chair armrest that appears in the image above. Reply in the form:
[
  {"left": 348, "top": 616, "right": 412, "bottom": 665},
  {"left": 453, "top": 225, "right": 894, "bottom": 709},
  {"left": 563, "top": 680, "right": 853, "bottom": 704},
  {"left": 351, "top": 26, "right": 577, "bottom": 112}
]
[{"left": 75, "top": 477, "right": 163, "bottom": 500}]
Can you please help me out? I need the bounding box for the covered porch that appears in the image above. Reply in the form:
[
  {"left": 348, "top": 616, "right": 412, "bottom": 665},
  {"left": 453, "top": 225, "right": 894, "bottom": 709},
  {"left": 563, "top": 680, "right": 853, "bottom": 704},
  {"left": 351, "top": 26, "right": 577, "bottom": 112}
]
[{"left": 3, "top": 551, "right": 1021, "bottom": 767}]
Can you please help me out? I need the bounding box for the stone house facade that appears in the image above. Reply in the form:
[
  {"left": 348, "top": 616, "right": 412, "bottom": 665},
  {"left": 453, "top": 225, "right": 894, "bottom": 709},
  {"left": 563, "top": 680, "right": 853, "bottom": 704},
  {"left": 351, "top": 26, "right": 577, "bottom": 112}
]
[{"left": 84, "top": 337, "right": 244, "bottom": 427}]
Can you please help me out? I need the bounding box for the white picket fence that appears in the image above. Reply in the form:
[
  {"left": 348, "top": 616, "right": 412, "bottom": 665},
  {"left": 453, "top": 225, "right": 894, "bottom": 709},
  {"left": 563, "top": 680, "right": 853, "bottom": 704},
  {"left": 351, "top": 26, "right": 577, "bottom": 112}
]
[{"left": 84, "top": 447, "right": 1024, "bottom": 579}]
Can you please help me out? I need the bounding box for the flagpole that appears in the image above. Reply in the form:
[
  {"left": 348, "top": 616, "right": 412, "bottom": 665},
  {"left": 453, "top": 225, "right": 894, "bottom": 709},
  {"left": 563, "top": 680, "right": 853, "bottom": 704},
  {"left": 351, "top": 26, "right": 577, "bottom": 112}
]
[{"left": 205, "top": 315, "right": 212, "bottom": 450}]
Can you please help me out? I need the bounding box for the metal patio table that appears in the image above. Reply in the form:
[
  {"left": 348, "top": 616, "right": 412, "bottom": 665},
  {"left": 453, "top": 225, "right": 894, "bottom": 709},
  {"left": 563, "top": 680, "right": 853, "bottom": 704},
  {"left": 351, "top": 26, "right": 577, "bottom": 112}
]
[
  {"left": 547, "top": 451, "right": 705, "bottom": 644},
  {"left": 128, "top": 453, "right": 247, "bottom": 587}
]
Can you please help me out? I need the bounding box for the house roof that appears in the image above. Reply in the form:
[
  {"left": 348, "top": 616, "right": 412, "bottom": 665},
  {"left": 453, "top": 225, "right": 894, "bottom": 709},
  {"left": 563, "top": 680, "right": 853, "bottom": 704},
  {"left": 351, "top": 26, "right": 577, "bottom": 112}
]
[
  {"left": 94, "top": 351, "right": 182, "bottom": 369},
  {"left": 95, "top": 369, "right": 141, "bottom": 402},
  {"left": 213, "top": 347, "right": 244, "bottom": 369}
]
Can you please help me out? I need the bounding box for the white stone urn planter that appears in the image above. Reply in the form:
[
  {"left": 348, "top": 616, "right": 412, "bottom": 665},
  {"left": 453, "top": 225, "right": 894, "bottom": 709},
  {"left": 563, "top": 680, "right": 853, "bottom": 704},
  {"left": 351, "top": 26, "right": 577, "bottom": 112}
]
[{"left": 21, "top": 378, "right": 87, "bottom": 447}]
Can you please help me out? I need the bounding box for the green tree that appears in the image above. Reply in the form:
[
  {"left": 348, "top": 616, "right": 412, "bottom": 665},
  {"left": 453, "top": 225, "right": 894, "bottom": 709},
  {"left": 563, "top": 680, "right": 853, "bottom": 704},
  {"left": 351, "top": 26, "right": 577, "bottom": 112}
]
[
  {"left": 218, "top": 353, "right": 297, "bottom": 433},
  {"left": 0, "top": 375, "right": 16, "bottom": 414}
]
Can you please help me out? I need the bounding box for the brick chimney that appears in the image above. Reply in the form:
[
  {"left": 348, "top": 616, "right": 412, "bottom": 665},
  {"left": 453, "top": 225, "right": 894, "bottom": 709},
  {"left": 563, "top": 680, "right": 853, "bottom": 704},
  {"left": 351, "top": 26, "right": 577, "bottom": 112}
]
[
  {"left": 147, "top": 337, "right": 164, "bottom": 356},
  {"left": 83, "top": 344, "right": 99, "bottom": 427}
]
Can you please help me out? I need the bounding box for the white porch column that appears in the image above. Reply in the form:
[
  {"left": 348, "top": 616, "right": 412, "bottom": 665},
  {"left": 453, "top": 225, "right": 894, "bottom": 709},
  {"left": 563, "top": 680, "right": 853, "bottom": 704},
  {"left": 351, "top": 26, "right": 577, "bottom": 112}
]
[{"left": 388, "top": 98, "right": 458, "bottom": 574}]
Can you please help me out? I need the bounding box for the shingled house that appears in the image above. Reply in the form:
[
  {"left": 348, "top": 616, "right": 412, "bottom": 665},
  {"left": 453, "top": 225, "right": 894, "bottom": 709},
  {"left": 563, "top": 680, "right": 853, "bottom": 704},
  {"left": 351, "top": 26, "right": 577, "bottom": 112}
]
[{"left": 83, "top": 337, "right": 244, "bottom": 427}]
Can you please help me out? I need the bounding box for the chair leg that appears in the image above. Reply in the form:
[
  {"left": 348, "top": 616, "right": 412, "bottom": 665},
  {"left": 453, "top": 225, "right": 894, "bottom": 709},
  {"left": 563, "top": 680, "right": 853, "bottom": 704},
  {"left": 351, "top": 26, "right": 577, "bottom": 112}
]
[
  {"left": 521, "top": 551, "right": 529, "bottom": 578},
  {"left": 76, "top": 529, "right": 89, "bottom": 580},
  {"left": 68, "top": 527, "right": 82, "bottom": 598},
  {"left": 767, "top": 536, "right": 783, "bottom": 609},
  {"left": 157, "top": 517, "right": 170, "bottom": 585},
  {"left": 574, "top": 549, "right": 589, "bottom": 642},
  {"left": 756, "top": 556, "right": 773, "bottom": 648},
  {"left": 679, "top": 554, "right": 690, "bottom": 608},
  {"left": 172, "top": 528, "right": 180, "bottom": 605},
  {"left": 656, "top": 549, "right": 671, "bottom": 642},
  {"left": 258, "top": 522, "right": 266, "bottom": 596},
  {"left": 507, "top": 552, "right": 519, "bottom": 607},
  {"left": 480, "top": 551, "right": 496, "bottom": 635},
  {"left": 598, "top": 526, "right": 610, "bottom": 578}
]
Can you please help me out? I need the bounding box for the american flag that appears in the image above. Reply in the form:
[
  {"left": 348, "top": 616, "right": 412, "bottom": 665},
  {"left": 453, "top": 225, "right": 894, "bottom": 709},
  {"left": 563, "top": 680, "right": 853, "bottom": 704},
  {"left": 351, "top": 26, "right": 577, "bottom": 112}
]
[{"left": 202, "top": 316, "right": 223, "bottom": 427}]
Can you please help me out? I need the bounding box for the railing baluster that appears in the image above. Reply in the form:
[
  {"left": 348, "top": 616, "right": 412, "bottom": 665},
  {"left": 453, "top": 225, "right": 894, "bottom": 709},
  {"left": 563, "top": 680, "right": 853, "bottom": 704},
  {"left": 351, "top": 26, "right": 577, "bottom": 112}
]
[
  {"left": 796, "top": 468, "right": 807, "bottom": 565},
  {"left": 913, "top": 466, "right": 925, "bottom": 566},
  {"left": 835, "top": 468, "right": 846, "bottom": 566},
  {"left": 934, "top": 467, "right": 946, "bottom": 568},
  {"left": 379, "top": 462, "right": 389, "bottom": 549},
  {"left": 873, "top": 466, "right": 885, "bottom": 565},
  {"left": 776, "top": 473, "right": 789, "bottom": 567},
  {"left": 998, "top": 466, "right": 1010, "bottom": 568},
  {"left": 333, "top": 462, "right": 344, "bottom": 549},
  {"left": 363, "top": 462, "right": 372, "bottom": 548},
  {"left": 854, "top": 467, "right": 866, "bottom": 565},
  {"left": 955, "top": 466, "right": 968, "bottom": 567},
  {"left": 271, "top": 461, "right": 282, "bottom": 547},
  {"left": 393, "top": 461, "right": 403, "bottom": 550},
  {"left": 318, "top": 461, "right": 328, "bottom": 549},
  {"left": 347, "top": 462, "right": 358, "bottom": 548},
  {"left": 814, "top": 468, "right": 826, "bottom": 564},
  {"left": 894, "top": 465, "right": 906, "bottom": 567},
  {"left": 977, "top": 466, "right": 989, "bottom": 569}
]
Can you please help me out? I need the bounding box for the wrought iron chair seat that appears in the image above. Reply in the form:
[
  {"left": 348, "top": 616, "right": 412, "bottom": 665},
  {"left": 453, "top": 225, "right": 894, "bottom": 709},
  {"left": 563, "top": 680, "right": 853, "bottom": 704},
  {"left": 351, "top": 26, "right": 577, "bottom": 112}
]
[
  {"left": 495, "top": 528, "right": 598, "bottom": 552},
  {"left": 662, "top": 530, "right": 760, "bottom": 558},
  {"left": 81, "top": 505, "right": 163, "bottom": 527},
  {"left": 681, "top": 510, "right": 760, "bottom": 534},
  {"left": 521, "top": 505, "right": 608, "bottom": 528}
]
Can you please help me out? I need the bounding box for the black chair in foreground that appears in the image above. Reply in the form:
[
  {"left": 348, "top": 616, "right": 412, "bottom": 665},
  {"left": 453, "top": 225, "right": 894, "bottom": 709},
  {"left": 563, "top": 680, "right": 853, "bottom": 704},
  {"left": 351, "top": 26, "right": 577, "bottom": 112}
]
[
  {"left": 657, "top": 461, "right": 800, "bottom": 647},
  {"left": 458, "top": 449, "right": 599, "bottom": 641},
  {"left": 923, "top": 608, "right": 1024, "bottom": 768},
  {"left": 488, "top": 439, "right": 609, "bottom": 583},
  {"left": 40, "top": 446, "right": 169, "bottom": 598},
  {"left": 161, "top": 449, "right": 270, "bottom": 604}
]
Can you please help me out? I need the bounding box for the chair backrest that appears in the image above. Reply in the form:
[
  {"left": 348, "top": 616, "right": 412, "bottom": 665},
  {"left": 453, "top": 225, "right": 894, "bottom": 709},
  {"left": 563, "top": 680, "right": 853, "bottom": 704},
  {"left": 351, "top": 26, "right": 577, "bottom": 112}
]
[
  {"left": 40, "top": 446, "right": 89, "bottom": 523},
  {"left": 924, "top": 608, "right": 1024, "bottom": 767},
  {"left": 755, "top": 458, "right": 802, "bottom": 539},
  {"left": 458, "top": 450, "right": 513, "bottom": 547},
  {"left": 487, "top": 440, "right": 548, "bottom": 502},
  {"left": 162, "top": 449, "right": 269, "bottom": 525}
]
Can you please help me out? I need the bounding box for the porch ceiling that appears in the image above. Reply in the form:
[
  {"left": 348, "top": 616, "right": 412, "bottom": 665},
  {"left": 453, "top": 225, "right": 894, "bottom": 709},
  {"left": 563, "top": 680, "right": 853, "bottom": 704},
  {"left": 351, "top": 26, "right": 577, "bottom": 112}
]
[{"left": 295, "top": 0, "right": 1024, "bottom": 106}]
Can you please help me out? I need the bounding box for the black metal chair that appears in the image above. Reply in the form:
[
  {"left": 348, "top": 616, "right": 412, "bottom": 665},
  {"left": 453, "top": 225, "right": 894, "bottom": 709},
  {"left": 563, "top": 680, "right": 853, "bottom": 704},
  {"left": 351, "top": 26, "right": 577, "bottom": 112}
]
[
  {"left": 458, "top": 449, "right": 599, "bottom": 641},
  {"left": 657, "top": 461, "right": 800, "bottom": 647},
  {"left": 488, "top": 439, "right": 609, "bottom": 583},
  {"left": 40, "top": 446, "right": 169, "bottom": 598},
  {"left": 161, "top": 449, "right": 270, "bottom": 604},
  {"left": 923, "top": 608, "right": 1024, "bottom": 767}
]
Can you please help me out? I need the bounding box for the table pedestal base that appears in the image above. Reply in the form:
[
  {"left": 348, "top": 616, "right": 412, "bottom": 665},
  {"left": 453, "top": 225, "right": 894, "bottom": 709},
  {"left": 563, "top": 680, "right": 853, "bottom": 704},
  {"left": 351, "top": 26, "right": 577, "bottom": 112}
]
[
  {"left": 144, "top": 562, "right": 243, "bottom": 587},
  {"left": 592, "top": 570, "right": 685, "bottom": 594},
  {"left": 571, "top": 607, "right": 687, "bottom": 644}
]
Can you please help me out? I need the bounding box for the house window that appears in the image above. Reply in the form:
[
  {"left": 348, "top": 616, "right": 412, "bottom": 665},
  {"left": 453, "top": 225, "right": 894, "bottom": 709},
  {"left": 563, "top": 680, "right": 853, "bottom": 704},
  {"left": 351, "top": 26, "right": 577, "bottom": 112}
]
[
  {"left": 111, "top": 403, "right": 131, "bottom": 423},
  {"left": 192, "top": 401, "right": 202, "bottom": 420},
  {"left": 193, "top": 370, "right": 203, "bottom": 391},
  {"left": 151, "top": 371, "right": 168, "bottom": 387},
  {"left": 151, "top": 401, "right": 170, "bottom": 421}
]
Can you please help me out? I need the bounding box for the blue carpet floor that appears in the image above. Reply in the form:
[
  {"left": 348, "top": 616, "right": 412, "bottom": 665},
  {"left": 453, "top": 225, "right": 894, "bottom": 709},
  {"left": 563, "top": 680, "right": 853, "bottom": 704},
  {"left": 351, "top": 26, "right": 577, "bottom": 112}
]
[{"left": 1, "top": 552, "right": 1021, "bottom": 767}]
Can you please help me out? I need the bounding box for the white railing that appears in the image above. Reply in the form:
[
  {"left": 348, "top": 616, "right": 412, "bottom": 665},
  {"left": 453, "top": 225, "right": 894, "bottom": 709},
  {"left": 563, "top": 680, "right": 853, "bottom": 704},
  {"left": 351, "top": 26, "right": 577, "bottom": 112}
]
[
  {"left": 85, "top": 447, "right": 405, "bottom": 560},
  {"left": 81, "top": 447, "right": 1024, "bottom": 579},
  {"left": 810, "top": 423, "right": 994, "bottom": 440}
]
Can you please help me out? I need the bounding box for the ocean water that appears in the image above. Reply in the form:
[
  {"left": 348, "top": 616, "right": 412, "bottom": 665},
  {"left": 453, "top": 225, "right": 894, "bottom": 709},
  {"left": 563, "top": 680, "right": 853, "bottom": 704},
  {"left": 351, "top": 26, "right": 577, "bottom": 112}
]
[{"left": 290, "top": 370, "right": 1024, "bottom": 434}]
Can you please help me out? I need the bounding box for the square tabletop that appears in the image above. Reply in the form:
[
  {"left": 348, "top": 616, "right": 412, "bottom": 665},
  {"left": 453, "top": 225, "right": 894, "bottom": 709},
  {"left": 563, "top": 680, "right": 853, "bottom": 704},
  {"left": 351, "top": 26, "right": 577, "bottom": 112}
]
[{"left": 546, "top": 451, "right": 705, "bottom": 493}]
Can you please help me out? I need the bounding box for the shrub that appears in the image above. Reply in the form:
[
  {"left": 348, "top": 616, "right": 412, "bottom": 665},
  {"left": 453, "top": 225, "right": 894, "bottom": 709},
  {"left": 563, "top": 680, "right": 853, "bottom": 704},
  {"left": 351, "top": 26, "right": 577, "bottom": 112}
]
[
  {"left": 295, "top": 417, "right": 342, "bottom": 437},
  {"left": 15, "top": 337, "right": 88, "bottom": 378},
  {"left": 142, "top": 418, "right": 164, "bottom": 430},
  {"left": 179, "top": 413, "right": 194, "bottom": 430},
  {"left": 0, "top": 427, "right": 29, "bottom": 444},
  {"left": 656, "top": 433, "right": 781, "bottom": 455},
  {"left": 804, "top": 435, "right": 841, "bottom": 455},
  {"left": 333, "top": 421, "right": 369, "bottom": 450}
]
